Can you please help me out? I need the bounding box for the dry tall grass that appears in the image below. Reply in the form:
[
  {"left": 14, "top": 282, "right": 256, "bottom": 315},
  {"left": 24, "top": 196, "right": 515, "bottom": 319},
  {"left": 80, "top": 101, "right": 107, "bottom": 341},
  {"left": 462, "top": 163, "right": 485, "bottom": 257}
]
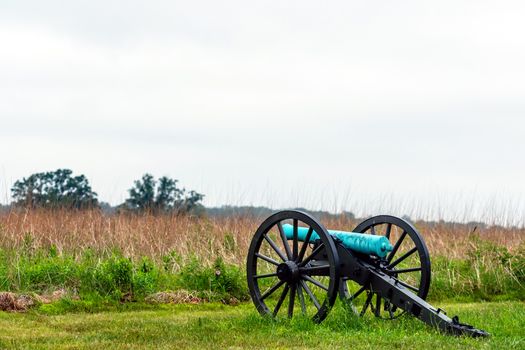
[{"left": 0, "top": 209, "right": 523, "bottom": 265}]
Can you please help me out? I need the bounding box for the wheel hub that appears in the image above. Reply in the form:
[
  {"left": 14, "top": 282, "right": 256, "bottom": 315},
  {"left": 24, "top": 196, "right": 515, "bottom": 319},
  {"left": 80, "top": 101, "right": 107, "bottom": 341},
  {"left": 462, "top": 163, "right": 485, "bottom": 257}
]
[{"left": 276, "top": 261, "right": 300, "bottom": 283}]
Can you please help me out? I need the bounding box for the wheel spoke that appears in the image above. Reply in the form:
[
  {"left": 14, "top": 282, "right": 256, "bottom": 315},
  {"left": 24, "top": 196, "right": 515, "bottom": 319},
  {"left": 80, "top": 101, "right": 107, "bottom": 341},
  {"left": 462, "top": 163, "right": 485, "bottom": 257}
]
[
  {"left": 300, "top": 280, "right": 321, "bottom": 310},
  {"left": 288, "top": 284, "right": 296, "bottom": 318},
  {"left": 261, "top": 280, "right": 285, "bottom": 300},
  {"left": 394, "top": 278, "right": 419, "bottom": 293},
  {"left": 374, "top": 294, "right": 381, "bottom": 317},
  {"left": 387, "top": 231, "right": 407, "bottom": 262},
  {"left": 303, "top": 275, "right": 328, "bottom": 291},
  {"left": 297, "top": 227, "right": 314, "bottom": 263},
  {"left": 349, "top": 285, "right": 366, "bottom": 302},
  {"left": 392, "top": 266, "right": 422, "bottom": 274},
  {"left": 292, "top": 219, "right": 298, "bottom": 260},
  {"left": 299, "top": 264, "right": 330, "bottom": 275},
  {"left": 297, "top": 283, "right": 307, "bottom": 314},
  {"left": 387, "top": 301, "right": 395, "bottom": 318},
  {"left": 361, "top": 292, "right": 373, "bottom": 316},
  {"left": 264, "top": 234, "right": 287, "bottom": 262},
  {"left": 277, "top": 222, "right": 292, "bottom": 260},
  {"left": 391, "top": 305, "right": 398, "bottom": 313},
  {"left": 385, "top": 223, "right": 392, "bottom": 239},
  {"left": 388, "top": 247, "right": 418, "bottom": 269},
  {"left": 273, "top": 284, "right": 289, "bottom": 316},
  {"left": 255, "top": 253, "right": 280, "bottom": 266},
  {"left": 254, "top": 272, "right": 278, "bottom": 279},
  {"left": 299, "top": 243, "right": 324, "bottom": 267}
]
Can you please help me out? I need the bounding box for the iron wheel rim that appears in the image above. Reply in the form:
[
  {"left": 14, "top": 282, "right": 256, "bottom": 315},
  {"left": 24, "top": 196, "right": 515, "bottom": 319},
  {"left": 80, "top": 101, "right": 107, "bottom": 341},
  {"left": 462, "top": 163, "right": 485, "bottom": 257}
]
[
  {"left": 340, "top": 215, "right": 431, "bottom": 320},
  {"left": 247, "top": 210, "right": 340, "bottom": 323}
]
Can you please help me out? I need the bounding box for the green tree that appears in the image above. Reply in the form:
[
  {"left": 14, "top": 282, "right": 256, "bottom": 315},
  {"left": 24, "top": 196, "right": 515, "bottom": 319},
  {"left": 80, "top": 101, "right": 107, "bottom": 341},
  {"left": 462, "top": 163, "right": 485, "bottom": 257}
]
[
  {"left": 11, "top": 169, "right": 98, "bottom": 209},
  {"left": 126, "top": 174, "right": 156, "bottom": 211},
  {"left": 124, "top": 174, "right": 204, "bottom": 214}
]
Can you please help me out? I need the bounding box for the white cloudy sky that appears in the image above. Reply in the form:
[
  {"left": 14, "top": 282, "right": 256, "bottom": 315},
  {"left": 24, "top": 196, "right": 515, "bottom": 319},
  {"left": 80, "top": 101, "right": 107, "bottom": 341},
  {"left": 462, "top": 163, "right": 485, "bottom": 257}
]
[{"left": 1, "top": 1, "right": 524, "bottom": 224}]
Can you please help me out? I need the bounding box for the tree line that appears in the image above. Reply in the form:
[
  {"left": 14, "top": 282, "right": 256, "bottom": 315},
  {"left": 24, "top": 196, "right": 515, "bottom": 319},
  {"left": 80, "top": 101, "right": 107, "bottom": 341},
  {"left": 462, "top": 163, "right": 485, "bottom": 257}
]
[{"left": 10, "top": 169, "right": 204, "bottom": 215}]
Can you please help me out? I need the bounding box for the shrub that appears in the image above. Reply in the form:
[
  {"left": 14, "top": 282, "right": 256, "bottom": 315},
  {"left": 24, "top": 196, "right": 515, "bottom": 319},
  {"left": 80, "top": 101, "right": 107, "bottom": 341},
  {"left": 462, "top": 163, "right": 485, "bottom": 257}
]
[
  {"left": 177, "top": 257, "right": 247, "bottom": 301},
  {"left": 15, "top": 249, "right": 79, "bottom": 292},
  {"left": 429, "top": 237, "right": 525, "bottom": 301}
]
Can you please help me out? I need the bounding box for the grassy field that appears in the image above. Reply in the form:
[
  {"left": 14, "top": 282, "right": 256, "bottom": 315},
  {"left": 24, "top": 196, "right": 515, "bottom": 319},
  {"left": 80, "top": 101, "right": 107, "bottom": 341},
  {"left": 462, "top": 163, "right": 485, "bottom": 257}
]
[
  {"left": 1, "top": 210, "right": 524, "bottom": 264},
  {"left": 0, "top": 210, "right": 524, "bottom": 348},
  {"left": 0, "top": 301, "right": 524, "bottom": 349},
  {"left": 0, "top": 210, "right": 524, "bottom": 305}
]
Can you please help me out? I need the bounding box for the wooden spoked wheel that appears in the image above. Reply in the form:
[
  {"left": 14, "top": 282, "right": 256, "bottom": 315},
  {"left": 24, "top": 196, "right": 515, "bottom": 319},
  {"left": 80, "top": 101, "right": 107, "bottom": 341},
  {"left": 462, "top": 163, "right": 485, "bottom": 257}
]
[
  {"left": 339, "top": 215, "right": 431, "bottom": 319},
  {"left": 246, "top": 210, "right": 340, "bottom": 323}
]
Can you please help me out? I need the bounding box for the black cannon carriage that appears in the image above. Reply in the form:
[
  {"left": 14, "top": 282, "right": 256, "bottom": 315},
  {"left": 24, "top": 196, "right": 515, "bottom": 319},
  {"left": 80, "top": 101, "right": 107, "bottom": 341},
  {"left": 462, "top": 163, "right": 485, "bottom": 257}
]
[{"left": 246, "top": 210, "right": 489, "bottom": 337}]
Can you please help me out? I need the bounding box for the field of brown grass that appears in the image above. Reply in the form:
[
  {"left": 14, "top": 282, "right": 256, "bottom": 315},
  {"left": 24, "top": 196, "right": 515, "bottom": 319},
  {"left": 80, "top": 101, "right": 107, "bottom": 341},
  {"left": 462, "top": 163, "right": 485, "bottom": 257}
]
[{"left": 1, "top": 209, "right": 523, "bottom": 265}]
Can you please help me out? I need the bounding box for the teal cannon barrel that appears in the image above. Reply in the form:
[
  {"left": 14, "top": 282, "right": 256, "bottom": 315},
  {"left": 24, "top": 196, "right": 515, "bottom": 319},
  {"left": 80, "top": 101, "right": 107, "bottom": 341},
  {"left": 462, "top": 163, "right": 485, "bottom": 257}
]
[{"left": 282, "top": 224, "right": 393, "bottom": 258}]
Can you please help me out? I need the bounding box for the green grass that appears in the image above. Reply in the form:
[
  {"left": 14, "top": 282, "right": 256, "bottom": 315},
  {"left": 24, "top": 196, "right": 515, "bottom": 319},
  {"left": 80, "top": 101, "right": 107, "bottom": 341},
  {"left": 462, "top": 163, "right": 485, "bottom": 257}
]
[
  {"left": 0, "top": 237, "right": 523, "bottom": 348},
  {"left": 0, "top": 239, "right": 523, "bottom": 305},
  {"left": 0, "top": 301, "right": 523, "bottom": 349},
  {"left": 0, "top": 248, "right": 248, "bottom": 303}
]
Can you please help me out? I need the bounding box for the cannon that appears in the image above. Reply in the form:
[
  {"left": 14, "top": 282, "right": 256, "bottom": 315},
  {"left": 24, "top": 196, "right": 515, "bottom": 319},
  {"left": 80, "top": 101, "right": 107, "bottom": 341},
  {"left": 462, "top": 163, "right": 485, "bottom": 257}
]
[{"left": 246, "top": 210, "right": 489, "bottom": 337}]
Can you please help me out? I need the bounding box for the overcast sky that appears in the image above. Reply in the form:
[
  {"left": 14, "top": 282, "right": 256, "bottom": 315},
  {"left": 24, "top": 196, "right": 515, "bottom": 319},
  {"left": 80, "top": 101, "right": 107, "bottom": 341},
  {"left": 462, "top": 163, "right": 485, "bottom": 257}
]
[{"left": 1, "top": 1, "right": 524, "bottom": 225}]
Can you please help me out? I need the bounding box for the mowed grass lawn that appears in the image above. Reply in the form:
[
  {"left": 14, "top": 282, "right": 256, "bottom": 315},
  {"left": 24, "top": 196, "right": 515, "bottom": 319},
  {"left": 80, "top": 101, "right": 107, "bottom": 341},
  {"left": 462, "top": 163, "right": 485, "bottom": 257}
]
[{"left": 0, "top": 301, "right": 523, "bottom": 349}]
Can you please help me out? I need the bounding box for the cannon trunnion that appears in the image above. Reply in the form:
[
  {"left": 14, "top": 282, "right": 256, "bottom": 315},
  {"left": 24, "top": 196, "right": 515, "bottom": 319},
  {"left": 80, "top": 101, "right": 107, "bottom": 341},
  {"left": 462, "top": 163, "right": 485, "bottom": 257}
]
[{"left": 246, "top": 210, "right": 489, "bottom": 337}]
